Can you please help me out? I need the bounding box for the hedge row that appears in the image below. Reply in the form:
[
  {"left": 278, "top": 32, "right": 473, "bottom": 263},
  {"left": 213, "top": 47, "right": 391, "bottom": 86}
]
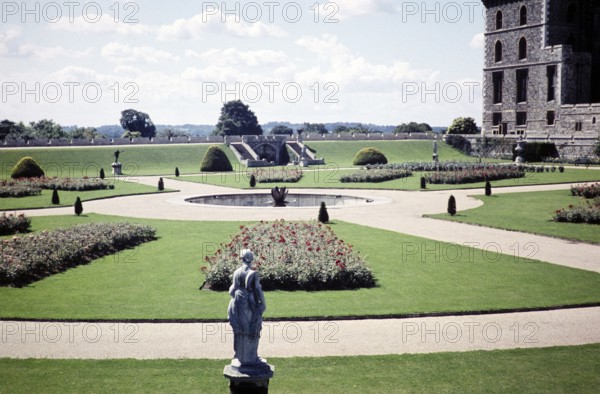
[{"left": 0, "top": 213, "right": 31, "bottom": 235}]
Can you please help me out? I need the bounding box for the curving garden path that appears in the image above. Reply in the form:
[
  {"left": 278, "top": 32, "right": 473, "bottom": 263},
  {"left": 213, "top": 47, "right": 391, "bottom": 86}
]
[{"left": 2, "top": 177, "right": 599, "bottom": 359}]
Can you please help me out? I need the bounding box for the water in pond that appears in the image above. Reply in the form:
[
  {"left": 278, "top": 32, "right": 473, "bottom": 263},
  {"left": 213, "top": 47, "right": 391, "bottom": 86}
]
[{"left": 186, "top": 193, "right": 374, "bottom": 207}]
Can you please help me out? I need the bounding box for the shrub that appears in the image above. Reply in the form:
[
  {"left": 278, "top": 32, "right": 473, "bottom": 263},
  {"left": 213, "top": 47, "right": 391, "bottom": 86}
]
[
  {"left": 571, "top": 183, "right": 600, "bottom": 199},
  {"left": 340, "top": 169, "right": 412, "bottom": 183},
  {"left": 448, "top": 195, "right": 457, "bottom": 216},
  {"left": 420, "top": 177, "right": 426, "bottom": 189},
  {"left": 0, "top": 213, "right": 31, "bottom": 235},
  {"left": 158, "top": 177, "right": 164, "bottom": 191},
  {"left": 318, "top": 202, "right": 329, "bottom": 224},
  {"left": 74, "top": 197, "right": 83, "bottom": 216},
  {"left": 0, "top": 183, "right": 41, "bottom": 198},
  {"left": 175, "top": 167, "right": 180, "bottom": 177},
  {"left": 554, "top": 201, "right": 600, "bottom": 225},
  {"left": 249, "top": 174, "right": 257, "bottom": 188},
  {"left": 445, "top": 134, "right": 472, "bottom": 155},
  {"left": 485, "top": 180, "right": 492, "bottom": 196},
  {"left": 200, "top": 145, "right": 233, "bottom": 172},
  {"left": 0, "top": 222, "right": 156, "bottom": 286},
  {"left": 99, "top": 168, "right": 105, "bottom": 179},
  {"left": 559, "top": 166, "right": 565, "bottom": 173},
  {"left": 0, "top": 177, "right": 112, "bottom": 192},
  {"left": 202, "top": 220, "right": 375, "bottom": 291},
  {"left": 10, "top": 157, "right": 45, "bottom": 179},
  {"left": 251, "top": 168, "right": 303, "bottom": 183},
  {"left": 426, "top": 166, "right": 524, "bottom": 184},
  {"left": 353, "top": 148, "right": 388, "bottom": 166},
  {"left": 51, "top": 189, "right": 60, "bottom": 205}
]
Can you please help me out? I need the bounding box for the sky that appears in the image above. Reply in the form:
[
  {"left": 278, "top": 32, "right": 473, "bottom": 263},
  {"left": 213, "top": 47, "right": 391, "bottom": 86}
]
[{"left": 0, "top": 0, "right": 486, "bottom": 127}]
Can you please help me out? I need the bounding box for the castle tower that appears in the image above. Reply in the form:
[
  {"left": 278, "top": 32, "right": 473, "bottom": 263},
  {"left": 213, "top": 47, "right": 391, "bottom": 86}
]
[{"left": 482, "top": 0, "right": 600, "bottom": 136}]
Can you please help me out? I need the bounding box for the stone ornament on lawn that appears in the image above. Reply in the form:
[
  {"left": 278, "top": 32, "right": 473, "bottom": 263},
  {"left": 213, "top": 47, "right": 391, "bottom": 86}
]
[{"left": 224, "top": 249, "right": 274, "bottom": 393}]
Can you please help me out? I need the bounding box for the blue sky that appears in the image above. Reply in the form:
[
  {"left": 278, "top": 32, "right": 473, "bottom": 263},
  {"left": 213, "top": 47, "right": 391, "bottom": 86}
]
[{"left": 0, "top": 1, "right": 486, "bottom": 127}]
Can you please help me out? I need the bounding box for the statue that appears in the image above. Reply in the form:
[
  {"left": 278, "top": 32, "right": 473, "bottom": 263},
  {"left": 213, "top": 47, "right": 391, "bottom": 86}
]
[
  {"left": 270, "top": 186, "right": 288, "bottom": 207},
  {"left": 227, "top": 249, "right": 269, "bottom": 371},
  {"left": 114, "top": 149, "right": 124, "bottom": 163},
  {"left": 432, "top": 138, "right": 439, "bottom": 163}
]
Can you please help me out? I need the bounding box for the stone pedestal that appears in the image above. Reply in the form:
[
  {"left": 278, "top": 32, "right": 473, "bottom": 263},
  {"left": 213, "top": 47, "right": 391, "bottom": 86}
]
[
  {"left": 111, "top": 162, "right": 122, "bottom": 175},
  {"left": 515, "top": 140, "right": 526, "bottom": 163},
  {"left": 224, "top": 362, "right": 274, "bottom": 394},
  {"left": 432, "top": 153, "right": 439, "bottom": 163}
]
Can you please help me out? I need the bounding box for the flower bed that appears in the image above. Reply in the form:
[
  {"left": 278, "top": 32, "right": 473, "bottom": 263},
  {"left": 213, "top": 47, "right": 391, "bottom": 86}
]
[
  {"left": 0, "top": 213, "right": 31, "bottom": 235},
  {"left": 425, "top": 167, "right": 525, "bottom": 184},
  {"left": 202, "top": 220, "right": 375, "bottom": 291},
  {"left": 250, "top": 168, "right": 303, "bottom": 183},
  {"left": 553, "top": 199, "right": 600, "bottom": 225},
  {"left": 340, "top": 169, "right": 412, "bottom": 183},
  {"left": 0, "top": 177, "right": 113, "bottom": 193},
  {"left": 0, "top": 222, "right": 156, "bottom": 287},
  {"left": 0, "top": 184, "right": 42, "bottom": 198},
  {"left": 571, "top": 183, "right": 600, "bottom": 199}
]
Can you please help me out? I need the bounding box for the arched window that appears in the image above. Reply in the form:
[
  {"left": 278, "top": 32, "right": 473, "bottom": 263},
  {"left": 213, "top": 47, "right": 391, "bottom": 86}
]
[
  {"left": 567, "top": 3, "right": 576, "bottom": 23},
  {"left": 519, "top": 37, "right": 527, "bottom": 59},
  {"left": 496, "top": 10, "right": 503, "bottom": 30},
  {"left": 495, "top": 40, "right": 503, "bottom": 62},
  {"left": 520, "top": 6, "right": 528, "bottom": 25},
  {"left": 593, "top": 117, "right": 597, "bottom": 125}
]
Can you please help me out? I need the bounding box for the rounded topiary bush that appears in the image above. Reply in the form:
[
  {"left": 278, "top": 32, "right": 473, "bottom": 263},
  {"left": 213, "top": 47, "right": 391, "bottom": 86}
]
[
  {"left": 353, "top": 148, "right": 388, "bottom": 166},
  {"left": 11, "top": 157, "right": 45, "bottom": 179},
  {"left": 200, "top": 145, "right": 233, "bottom": 172}
]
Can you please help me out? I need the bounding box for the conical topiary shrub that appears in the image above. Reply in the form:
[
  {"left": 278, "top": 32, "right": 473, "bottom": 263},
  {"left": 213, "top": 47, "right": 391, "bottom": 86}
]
[
  {"left": 158, "top": 177, "right": 164, "bottom": 191},
  {"left": 175, "top": 167, "right": 180, "bottom": 177},
  {"left": 51, "top": 189, "right": 60, "bottom": 205},
  {"left": 447, "top": 195, "right": 457, "bottom": 216},
  {"left": 249, "top": 174, "right": 257, "bottom": 188},
  {"left": 485, "top": 180, "right": 492, "bottom": 196},
  {"left": 99, "top": 168, "right": 105, "bottom": 180},
  {"left": 200, "top": 145, "right": 233, "bottom": 172},
  {"left": 420, "top": 176, "right": 426, "bottom": 189},
  {"left": 11, "top": 157, "right": 45, "bottom": 179},
  {"left": 318, "top": 201, "right": 329, "bottom": 223},
  {"left": 74, "top": 197, "right": 83, "bottom": 216},
  {"left": 353, "top": 148, "right": 388, "bottom": 166}
]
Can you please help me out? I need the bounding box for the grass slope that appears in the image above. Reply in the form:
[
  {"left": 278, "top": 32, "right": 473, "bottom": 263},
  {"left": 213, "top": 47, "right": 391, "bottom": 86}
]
[
  {"left": 429, "top": 189, "right": 600, "bottom": 244},
  {"left": 1, "top": 345, "right": 599, "bottom": 393},
  {"left": 0, "top": 144, "right": 238, "bottom": 178},
  {"left": 1, "top": 215, "right": 599, "bottom": 320}
]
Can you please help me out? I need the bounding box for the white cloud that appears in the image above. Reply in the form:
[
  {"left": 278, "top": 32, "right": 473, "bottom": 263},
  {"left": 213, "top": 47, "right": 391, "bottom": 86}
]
[
  {"left": 157, "top": 11, "right": 287, "bottom": 41},
  {"left": 50, "top": 15, "right": 153, "bottom": 35},
  {"left": 186, "top": 48, "right": 288, "bottom": 67},
  {"left": 323, "top": 0, "right": 396, "bottom": 19},
  {"left": 0, "top": 26, "right": 92, "bottom": 59},
  {"left": 469, "top": 33, "right": 484, "bottom": 49},
  {"left": 101, "top": 42, "right": 179, "bottom": 64}
]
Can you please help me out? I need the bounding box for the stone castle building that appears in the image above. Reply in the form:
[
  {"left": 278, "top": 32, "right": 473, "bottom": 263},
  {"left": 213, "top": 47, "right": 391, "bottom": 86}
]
[{"left": 482, "top": 0, "right": 600, "bottom": 136}]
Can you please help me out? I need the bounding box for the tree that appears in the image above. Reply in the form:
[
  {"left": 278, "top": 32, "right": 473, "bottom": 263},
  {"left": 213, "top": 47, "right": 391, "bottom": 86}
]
[
  {"left": 249, "top": 174, "right": 257, "bottom": 188},
  {"left": 11, "top": 157, "right": 45, "bottom": 179},
  {"left": 447, "top": 195, "right": 457, "bottom": 216},
  {"left": 99, "top": 168, "right": 105, "bottom": 180},
  {"left": 447, "top": 117, "right": 479, "bottom": 135},
  {"left": 29, "top": 119, "right": 68, "bottom": 139},
  {"left": 299, "top": 123, "right": 328, "bottom": 135},
  {"left": 120, "top": 109, "right": 156, "bottom": 138},
  {"left": 175, "top": 167, "right": 180, "bottom": 177},
  {"left": 70, "top": 127, "right": 102, "bottom": 140},
  {"left": 200, "top": 145, "right": 233, "bottom": 172},
  {"left": 395, "top": 122, "right": 432, "bottom": 134},
  {"left": 485, "top": 180, "right": 492, "bottom": 196},
  {"left": 214, "top": 100, "right": 263, "bottom": 136},
  {"left": 51, "top": 189, "right": 60, "bottom": 205},
  {"left": 158, "top": 128, "right": 190, "bottom": 138},
  {"left": 74, "top": 197, "right": 83, "bottom": 216},
  {"left": 0, "top": 120, "right": 28, "bottom": 141},
  {"left": 318, "top": 202, "right": 329, "bottom": 224},
  {"left": 270, "top": 125, "right": 294, "bottom": 135},
  {"left": 121, "top": 131, "right": 142, "bottom": 139},
  {"left": 333, "top": 125, "right": 350, "bottom": 134},
  {"left": 158, "top": 177, "right": 164, "bottom": 191}
]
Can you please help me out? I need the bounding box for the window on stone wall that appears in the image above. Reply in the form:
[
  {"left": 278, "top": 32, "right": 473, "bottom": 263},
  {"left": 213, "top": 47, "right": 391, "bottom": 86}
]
[
  {"left": 516, "top": 112, "right": 527, "bottom": 126},
  {"left": 516, "top": 69, "right": 528, "bottom": 102},
  {"left": 593, "top": 117, "right": 597, "bottom": 124},
  {"left": 493, "top": 112, "right": 502, "bottom": 126},
  {"left": 519, "top": 37, "right": 527, "bottom": 60},
  {"left": 547, "top": 65, "right": 556, "bottom": 101},
  {"left": 495, "top": 41, "right": 503, "bottom": 62},
  {"left": 567, "top": 3, "right": 576, "bottom": 24},
  {"left": 496, "top": 10, "right": 503, "bottom": 30},
  {"left": 547, "top": 111, "right": 556, "bottom": 126},
  {"left": 575, "top": 122, "right": 583, "bottom": 131},
  {"left": 520, "top": 6, "right": 528, "bottom": 25},
  {"left": 493, "top": 71, "right": 503, "bottom": 104}
]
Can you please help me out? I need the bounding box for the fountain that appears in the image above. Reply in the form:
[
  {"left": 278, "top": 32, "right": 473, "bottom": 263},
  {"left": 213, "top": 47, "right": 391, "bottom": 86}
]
[{"left": 270, "top": 186, "right": 288, "bottom": 207}]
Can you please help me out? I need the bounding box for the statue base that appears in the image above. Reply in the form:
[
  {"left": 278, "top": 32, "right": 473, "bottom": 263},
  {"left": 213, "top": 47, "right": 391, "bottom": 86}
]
[
  {"left": 111, "top": 162, "right": 122, "bottom": 175},
  {"left": 224, "top": 361, "right": 274, "bottom": 394}
]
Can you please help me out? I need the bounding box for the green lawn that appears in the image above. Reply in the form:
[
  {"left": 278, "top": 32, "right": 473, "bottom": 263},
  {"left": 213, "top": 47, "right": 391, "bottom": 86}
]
[
  {"left": 429, "top": 189, "right": 600, "bottom": 244},
  {"left": 177, "top": 167, "right": 600, "bottom": 191},
  {"left": 0, "top": 180, "right": 170, "bottom": 210},
  {"left": 0, "top": 144, "right": 238, "bottom": 178},
  {"left": 1, "top": 214, "right": 599, "bottom": 320},
  {"left": 1, "top": 344, "right": 599, "bottom": 393}
]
